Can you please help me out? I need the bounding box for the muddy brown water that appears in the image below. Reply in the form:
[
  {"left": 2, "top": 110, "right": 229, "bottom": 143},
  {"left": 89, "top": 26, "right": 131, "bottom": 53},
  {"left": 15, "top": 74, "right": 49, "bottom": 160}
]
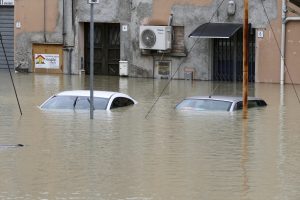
[{"left": 0, "top": 71, "right": 300, "bottom": 200}]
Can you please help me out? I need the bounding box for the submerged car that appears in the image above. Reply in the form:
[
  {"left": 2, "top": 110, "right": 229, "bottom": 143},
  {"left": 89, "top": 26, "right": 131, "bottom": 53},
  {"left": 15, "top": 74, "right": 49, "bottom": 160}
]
[
  {"left": 39, "top": 90, "right": 137, "bottom": 110},
  {"left": 176, "top": 96, "right": 267, "bottom": 112}
]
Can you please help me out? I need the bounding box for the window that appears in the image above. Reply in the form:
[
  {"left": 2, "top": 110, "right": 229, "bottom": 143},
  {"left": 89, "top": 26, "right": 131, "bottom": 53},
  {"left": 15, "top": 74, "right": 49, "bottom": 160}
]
[
  {"left": 41, "top": 96, "right": 77, "bottom": 109},
  {"left": 110, "top": 97, "right": 134, "bottom": 109},
  {"left": 171, "top": 26, "right": 185, "bottom": 54},
  {"left": 234, "top": 100, "right": 267, "bottom": 110},
  {"left": 75, "top": 97, "right": 109, "bottom": 110},
  {"left": 176, "top": 99, "right": 232, "bottom": 111}
]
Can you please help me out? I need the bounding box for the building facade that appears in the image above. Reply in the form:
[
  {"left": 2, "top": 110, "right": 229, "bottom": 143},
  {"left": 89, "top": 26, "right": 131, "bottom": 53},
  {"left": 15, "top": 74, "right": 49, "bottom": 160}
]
[{"left": 6, "top": 0, "right": 300, "bottom": 84}]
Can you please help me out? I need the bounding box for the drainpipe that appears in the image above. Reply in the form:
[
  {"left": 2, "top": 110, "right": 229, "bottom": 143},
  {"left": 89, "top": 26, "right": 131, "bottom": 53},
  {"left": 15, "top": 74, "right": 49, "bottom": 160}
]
[
  {"left": 280, "top": 0, "right": 287, "bottom": 85},
  {"left": 280, "top": 0, "right": 300, "bottom": 85},
  {"left": 44, "top": 0, "right": 47, "bottom": 43},
  {"left": 62, "top": 0, "right": 75, "bottom": 74}
]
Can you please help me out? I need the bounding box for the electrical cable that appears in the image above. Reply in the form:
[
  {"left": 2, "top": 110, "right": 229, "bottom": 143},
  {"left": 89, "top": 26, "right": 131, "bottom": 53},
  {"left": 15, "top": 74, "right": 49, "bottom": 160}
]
[
  {"left": 259, "top": 0, "right": 300, "bottom": 104},
  {"left": 145, "top": 0, "right": 227, "bottom": 118},
  {"left": 0, "top": 33, "right": 23, "bottom": 116}
]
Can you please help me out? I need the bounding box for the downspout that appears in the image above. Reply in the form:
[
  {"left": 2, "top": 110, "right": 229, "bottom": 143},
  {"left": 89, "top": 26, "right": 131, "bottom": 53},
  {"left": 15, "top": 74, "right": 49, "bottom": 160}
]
[
  {"left": 62, "top": 0, "right": 65, "bottom": 46},
  {"left": 44, "top": 0, "right": 47, "bottom": 43},
  {"left": 62, "top": 0, "right": 75, "bottom": 74},
  {"left": 280, "top": 0, "right": 286, "bottom": 85},
  {"left": 280, "top": 0, "right": 300, "bottom": 84}
]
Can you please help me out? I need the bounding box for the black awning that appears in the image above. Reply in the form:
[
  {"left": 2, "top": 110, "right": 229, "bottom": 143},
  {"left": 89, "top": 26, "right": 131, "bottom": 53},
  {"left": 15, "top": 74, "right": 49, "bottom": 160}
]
[{"left": 189, "top": 23, "right": 242, "bottom": 39}]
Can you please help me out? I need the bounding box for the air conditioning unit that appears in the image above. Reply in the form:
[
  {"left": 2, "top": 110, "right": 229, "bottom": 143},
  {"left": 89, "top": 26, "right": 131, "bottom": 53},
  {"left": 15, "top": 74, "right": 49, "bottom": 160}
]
[{"left": 139, "top": 26, "right": 172, "bottom": 50}]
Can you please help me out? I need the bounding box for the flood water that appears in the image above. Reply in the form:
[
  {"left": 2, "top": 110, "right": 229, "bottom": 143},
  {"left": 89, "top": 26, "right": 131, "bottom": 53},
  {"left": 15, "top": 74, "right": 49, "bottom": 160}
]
[{"left": 0, "top": 70, "right": 300, "bottom": 200}]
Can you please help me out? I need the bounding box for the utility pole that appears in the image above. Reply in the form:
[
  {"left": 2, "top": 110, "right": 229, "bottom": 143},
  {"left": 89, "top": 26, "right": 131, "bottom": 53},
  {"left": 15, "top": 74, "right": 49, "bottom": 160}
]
[
  {"left": 88, "top": 0, "right": 99, "bottom": 119},
  {"left": 243, "top": 0, "right": 249, "bottom": 114}
]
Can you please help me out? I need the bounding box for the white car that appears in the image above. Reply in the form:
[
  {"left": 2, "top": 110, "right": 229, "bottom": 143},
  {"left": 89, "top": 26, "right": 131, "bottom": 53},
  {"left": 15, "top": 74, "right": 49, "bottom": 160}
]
[
  {"left": 176, "top": 96, "right": 267, "bottom": 112},
  {"left": 39, "top": 90, "right": 137, "bottom": 111}
]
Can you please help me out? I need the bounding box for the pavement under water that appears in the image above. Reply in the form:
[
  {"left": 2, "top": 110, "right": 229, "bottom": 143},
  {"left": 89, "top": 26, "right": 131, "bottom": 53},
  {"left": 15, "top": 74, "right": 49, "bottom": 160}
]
[{"left": 0, "top": 71, "right": 300, "bottom": 200}]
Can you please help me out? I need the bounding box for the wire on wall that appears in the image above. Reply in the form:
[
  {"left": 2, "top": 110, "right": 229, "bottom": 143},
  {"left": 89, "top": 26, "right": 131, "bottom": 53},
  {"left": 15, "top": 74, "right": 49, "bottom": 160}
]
[{"left": 145, "top": 0, "right": 227, "bottom": 119}]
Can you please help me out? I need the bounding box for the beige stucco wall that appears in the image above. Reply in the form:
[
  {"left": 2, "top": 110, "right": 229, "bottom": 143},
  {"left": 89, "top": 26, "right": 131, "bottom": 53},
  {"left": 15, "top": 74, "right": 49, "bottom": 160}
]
[
  {"left": 15, "top": 0, "right": 58, "bottom": 35},
  {"left": 250, "top": 0, "right": 300, "bottom": 84},
  {"left": 150, "top": 0, "right": 213, "bottom": 24},
  {"left": 12, "top": 0, "right": 299, "bottom": 83},
  {"left": 285, "top": 2, "right": 300, "bottom": 84},
  {"left": 152, "top": 0, "right": 300, "bottom": 84},
  {"left": 286, "top": 22, "right": 300, "bottom": 84},
  {"left": 256, "top": 19, "right": 281, "bottom": 83}
]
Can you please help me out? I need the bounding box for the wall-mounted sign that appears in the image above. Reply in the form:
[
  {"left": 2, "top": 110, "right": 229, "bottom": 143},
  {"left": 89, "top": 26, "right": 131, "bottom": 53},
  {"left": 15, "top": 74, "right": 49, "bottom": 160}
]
[
  {"left": 0, "top": 0, "right": 14, "bottom": 6},
  {"left": 16, "top": 21, "right": 21, "bottom": 29},
  {"left": 257, "top": 30, "right": 264, "bottom": 38},
  {"left": 35, "top": 54, "right": 60, "bottom": 69},
  {"left": 122, "top": 25, "right": 128, "bottom": 32}
]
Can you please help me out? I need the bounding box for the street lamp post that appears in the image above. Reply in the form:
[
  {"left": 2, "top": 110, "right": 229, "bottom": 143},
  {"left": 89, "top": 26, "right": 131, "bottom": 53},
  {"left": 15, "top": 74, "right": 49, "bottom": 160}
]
[{"left": 88, "top": 0, "right": 99, "bottom": 119}]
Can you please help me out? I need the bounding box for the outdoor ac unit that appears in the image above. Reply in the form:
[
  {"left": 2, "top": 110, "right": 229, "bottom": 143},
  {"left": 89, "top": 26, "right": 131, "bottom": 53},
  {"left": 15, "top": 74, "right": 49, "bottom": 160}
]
[{"left": 139, "top": 26, "right": 172, "bottom": 50}]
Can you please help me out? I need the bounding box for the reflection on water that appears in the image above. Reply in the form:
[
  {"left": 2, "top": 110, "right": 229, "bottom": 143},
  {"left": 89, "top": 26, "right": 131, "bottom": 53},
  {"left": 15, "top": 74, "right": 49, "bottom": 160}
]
[{"left": 0, "top": 70, "right": 300, "bottom": 200}]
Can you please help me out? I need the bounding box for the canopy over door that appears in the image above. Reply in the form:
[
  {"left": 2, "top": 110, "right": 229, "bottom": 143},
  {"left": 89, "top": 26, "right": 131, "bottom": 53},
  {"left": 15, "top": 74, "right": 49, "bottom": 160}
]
[{"left": 189, "top": 23, "right": 242, "bottom": 39}]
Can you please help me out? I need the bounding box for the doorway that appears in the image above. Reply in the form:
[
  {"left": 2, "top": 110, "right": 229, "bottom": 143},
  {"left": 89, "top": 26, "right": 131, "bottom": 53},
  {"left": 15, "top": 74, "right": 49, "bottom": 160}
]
[
  {"left": 212, "top": 28, "right": 255, "bottom": 82},
  {"left": 84, "top": 23, "right": 120, "bottom": 75}
]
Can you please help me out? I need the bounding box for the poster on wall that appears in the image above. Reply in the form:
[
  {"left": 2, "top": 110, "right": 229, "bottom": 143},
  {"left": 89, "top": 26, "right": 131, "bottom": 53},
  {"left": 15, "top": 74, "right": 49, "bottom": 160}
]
[
  {"left": 0, "top": 0, "right": 14, "bottom": 6},
  {"left": 35, "top": 54, "right": 60, "bottom": 69}
]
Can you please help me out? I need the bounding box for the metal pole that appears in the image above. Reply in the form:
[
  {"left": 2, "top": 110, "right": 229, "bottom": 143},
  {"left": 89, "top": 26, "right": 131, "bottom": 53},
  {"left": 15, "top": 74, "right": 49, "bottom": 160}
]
[
  {"left": 90, "top": 3, "right": 94, "bottom": 119},
  {"left": 243, "top": 0, "right": 249, "bottom": 114}
]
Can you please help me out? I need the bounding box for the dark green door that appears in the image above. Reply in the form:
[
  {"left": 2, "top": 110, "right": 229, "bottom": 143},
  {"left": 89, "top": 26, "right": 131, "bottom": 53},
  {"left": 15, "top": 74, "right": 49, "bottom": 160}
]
[
  {"left": 213, "top": 28, "right": 255, "bottom": 82},
  {"left": 85, "top": 23, "right": 120, "bottom": 75}
]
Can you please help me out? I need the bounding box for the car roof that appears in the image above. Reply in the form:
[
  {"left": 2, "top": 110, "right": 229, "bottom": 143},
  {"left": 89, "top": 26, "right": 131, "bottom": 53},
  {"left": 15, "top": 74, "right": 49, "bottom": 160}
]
[
  {"left": 185, "top": 96, "right": 264, "bottom": 102},
  {"left": 55, "top": 90, "right": 125, "bottom": 99}
]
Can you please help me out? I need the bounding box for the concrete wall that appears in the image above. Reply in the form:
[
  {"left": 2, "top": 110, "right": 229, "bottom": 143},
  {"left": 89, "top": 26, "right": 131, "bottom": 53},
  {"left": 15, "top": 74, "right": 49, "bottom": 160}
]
[
  {"left": 75, "top": 0, "right": 132, "bottom": 75},
  {"left": 132, "top": 0, "right": 278, "bottom": 80},
  {"left": 15, "top": 0, "right": 300, "bottom": 84},
  {"left": 14, "top": 0, "right": 62, "bottom": 71}
]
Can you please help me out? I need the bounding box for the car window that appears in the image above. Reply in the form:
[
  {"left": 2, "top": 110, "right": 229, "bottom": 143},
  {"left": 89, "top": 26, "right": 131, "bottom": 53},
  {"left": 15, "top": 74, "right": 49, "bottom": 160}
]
[
  {"left": 176, "top": 99, "right": 232, "bottom": 111},
  {"left": 41, "top": 96, "right": 77, "bottom": 109},
  {"left": 234, "top": 100, "right": 267, "bottom": 110},
  {"left": 110, "top": 97, "right": 134, "bottom": 109},
  {"left": 94, "top": 97, "right": 109, "bottom": 110},
  {"left": 248, "top": 100, "right": 259, "bottom": 108},
  {"left": 75, "top": 97, "right": 109, "bottom": 110},
  {"left": 257, "top": 100, "right": 267, "bottom": 106},
  {"left": 74, "top": 97, "right": 90, "bottom": 109},
  {"left": 235, "top": 101, "right": 243, "bottom": 110}
]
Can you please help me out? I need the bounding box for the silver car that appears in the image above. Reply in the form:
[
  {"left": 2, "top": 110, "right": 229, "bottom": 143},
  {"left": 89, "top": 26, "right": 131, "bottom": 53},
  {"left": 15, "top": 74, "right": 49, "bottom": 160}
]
[
  {"left": 176, "top": 96, "right": 267, "bottom": 112},
  {"left": 39, "top": 90, "right": 137, "bottom": 111}
]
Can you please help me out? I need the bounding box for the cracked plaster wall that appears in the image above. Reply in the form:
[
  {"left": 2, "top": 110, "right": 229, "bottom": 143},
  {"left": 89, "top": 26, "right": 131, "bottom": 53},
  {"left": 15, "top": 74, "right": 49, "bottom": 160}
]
[{"left": 14, "top": 0, "right": 278, "bottom": 80}]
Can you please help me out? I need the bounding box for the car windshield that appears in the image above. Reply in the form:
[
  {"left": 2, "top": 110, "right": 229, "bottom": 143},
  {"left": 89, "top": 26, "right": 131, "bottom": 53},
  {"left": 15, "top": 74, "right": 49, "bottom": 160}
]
[
  {"left": 176, "top": 99, "right": 232, "bottom": 111},
  {"left": 41, "top": 96, "right": 109, "bottom": 110}
]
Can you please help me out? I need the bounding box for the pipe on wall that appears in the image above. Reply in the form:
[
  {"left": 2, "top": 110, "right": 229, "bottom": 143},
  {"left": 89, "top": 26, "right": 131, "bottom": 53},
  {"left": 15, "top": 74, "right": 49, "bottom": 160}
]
[
  {"left": 62, "top": 0, "right": 75, "bottom": 74},
  {"left": 63, "top": 0, "right": 65, "bottom": 46},
  {"left": 44, "top": 0, "right": 47, "bottom": 42},
  {"left": 280, "top": 0, "right": 300, "bottom": 85}
]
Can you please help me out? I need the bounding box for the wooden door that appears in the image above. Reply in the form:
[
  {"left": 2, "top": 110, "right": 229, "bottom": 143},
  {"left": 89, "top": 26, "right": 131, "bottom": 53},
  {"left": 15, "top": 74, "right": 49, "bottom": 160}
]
[{"left": 85, "top": 23, "right": 120, "bottom": 75}]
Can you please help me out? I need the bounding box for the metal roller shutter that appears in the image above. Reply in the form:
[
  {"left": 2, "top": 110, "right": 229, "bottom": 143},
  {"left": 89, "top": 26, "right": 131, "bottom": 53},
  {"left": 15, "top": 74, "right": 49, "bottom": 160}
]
[{"left": 0, "top": 6, "right": 14, "bottom": 69}]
